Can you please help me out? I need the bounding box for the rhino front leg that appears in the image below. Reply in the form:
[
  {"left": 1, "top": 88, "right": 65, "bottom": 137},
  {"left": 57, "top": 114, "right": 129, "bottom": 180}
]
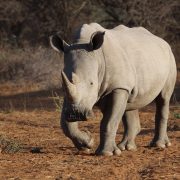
[
  {"left": 118, "top": 109, "right": 141, "bottom": 151},
  {"left": 61, "top": 107, "right": 94, "bottom": 151},
  {"left": 150, "top": 94, "right": 171, "bottom": 148},
  {"left": 96, "top": 89, "right": 128, "bottom": 156}
]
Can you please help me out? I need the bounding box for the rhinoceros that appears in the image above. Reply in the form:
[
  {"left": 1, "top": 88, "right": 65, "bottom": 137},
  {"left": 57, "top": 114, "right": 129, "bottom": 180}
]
[{"left": 50, "top": 23, "right": 177, "bottom": 156}]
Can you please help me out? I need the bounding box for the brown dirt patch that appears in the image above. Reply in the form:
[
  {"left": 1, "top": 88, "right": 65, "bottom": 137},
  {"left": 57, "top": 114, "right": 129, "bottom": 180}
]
[{"left": 0, "top": 97, "right": 179, "bottom": 179}]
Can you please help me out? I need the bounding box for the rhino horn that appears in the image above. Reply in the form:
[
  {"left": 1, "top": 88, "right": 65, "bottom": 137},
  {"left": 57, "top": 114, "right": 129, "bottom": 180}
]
[{"left": 61, "top": 71, "right": 77, "bottom": 99}]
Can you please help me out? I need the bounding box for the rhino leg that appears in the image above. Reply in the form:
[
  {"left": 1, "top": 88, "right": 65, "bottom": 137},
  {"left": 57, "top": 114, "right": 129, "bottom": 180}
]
[
  {"left": 150, "top": 93, "right": 171, "bottom": 148},
  {"left": 96, "top": 89, "right": 128, "bottom": 156},
  {"left": 118, "top": 109, "right": 141, "bottom": 151},
  {"left": 61, "top": 111, "right": 94, "bottom": 152}
]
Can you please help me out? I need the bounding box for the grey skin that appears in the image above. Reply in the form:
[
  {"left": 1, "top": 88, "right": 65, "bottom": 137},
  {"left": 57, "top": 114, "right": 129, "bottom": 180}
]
[{"left": 50, "top": 23, "right": 177, "bottom": 156}]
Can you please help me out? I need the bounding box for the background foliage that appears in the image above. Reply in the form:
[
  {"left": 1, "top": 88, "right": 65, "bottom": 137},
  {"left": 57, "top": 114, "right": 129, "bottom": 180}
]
[{"left": 0, "top": 0, "right": 179, "bottom": 56}]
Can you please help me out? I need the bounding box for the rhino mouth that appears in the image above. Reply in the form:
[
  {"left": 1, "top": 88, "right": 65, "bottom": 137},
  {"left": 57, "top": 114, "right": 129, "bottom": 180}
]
[{"left": 64, "top": 109, "right": 94, "bottom": 122}]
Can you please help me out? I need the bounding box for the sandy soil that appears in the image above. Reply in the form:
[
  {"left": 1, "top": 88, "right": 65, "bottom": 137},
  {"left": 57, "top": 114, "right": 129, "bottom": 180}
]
[{"left": 0, "top": 94, "right": 179, "bottom": 180}]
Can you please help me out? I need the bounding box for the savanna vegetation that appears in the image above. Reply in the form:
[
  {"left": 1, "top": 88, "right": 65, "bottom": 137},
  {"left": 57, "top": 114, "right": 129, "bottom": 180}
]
[{"left": 0, "top": 0, "right": 179, "bottom": 96}]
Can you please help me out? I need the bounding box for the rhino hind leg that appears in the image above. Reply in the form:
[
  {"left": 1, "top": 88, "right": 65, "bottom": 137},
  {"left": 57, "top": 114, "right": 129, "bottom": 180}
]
[
  {"left": 150, "top": 93, "right": 171, "bottom": 148},
  {"left": 118, "top": 110, "right": 141, "bottom": 151},
  {"left": 151, "top": 54, "right": 176, "bottom": 148}
]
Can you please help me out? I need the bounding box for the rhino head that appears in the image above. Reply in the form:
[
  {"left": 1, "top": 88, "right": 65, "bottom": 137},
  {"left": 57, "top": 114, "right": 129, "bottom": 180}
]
[{"left": 50, "top": 31, "right": 105, "bottom": 121}]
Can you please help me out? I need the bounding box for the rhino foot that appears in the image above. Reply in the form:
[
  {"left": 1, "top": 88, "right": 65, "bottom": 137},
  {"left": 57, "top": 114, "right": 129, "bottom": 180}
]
[
  {"left": 150, "top": 139, "right": 171, "bottom": 148},
  {"left": 95, "top": 143, "right": 121, "bottom": 156},
  {"left": 150, "top": 136, "right": 171, "bottom": 148},
  {"left": 118, "top": 140, "right": 137, "bottom": 151}
]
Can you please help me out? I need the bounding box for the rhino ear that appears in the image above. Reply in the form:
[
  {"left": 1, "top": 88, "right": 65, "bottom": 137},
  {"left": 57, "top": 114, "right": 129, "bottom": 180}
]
[
  {"left": 90, "top": 31, "right": 105, "bottom": 50},
  {"left": 50, "top": 34, "right": 69, "bottom": 53}
]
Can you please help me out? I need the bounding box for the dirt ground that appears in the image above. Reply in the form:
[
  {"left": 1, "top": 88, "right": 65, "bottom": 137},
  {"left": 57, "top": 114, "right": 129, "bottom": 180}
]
[{"left": 0, "top": 92, "right": 179, "bottom": 180}]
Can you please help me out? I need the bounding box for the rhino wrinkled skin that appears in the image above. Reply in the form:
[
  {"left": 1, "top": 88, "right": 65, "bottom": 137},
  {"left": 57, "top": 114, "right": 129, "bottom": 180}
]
[{"left": 50, "top": 23, "right": 177, "bottom": 156}]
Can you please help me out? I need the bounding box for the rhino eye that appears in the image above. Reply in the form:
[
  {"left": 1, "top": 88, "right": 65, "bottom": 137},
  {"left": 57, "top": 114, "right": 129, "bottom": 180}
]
[{"left": 90, "top": 82, "right": 93, "bottom": 85}]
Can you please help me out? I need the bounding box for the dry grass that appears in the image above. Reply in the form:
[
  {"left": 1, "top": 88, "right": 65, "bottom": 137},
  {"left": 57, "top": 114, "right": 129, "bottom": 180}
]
[
  {"left": 0, "top": 47, "right": 63, "bottom": 96},
  {"left": 0, "top": 135, "right": 22, "bottom": 153},
  {"left": 51, "top": 91, "right": 64, "bottom": 112}
]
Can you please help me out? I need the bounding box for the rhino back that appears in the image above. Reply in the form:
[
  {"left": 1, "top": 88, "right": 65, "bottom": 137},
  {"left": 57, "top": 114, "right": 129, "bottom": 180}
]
[
  {"left": 74, "top": 24, "right": 176, "bottom": 109},
  {"left": 100, "top": 25, "right": 176, "bottom": 109}
]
